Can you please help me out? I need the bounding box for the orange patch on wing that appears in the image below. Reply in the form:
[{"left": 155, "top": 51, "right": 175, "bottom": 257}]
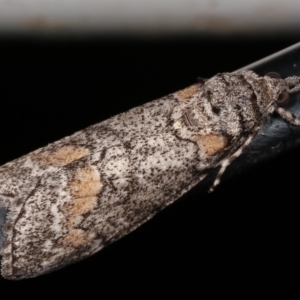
[
  {"left": 63, "top": 166, "right": 103, "bottom": 248},
  {"left": 33, "top": 145, "right": 90, "bottom": 167},
  {"left": 63, "top": 229, "right": 95, "bottom": 248},
  {"left": 69, "top": 166, "right": 103, "bottom": 199},
  {"left": 194, "top": 134, "right": 227, "bottom": 156},
  {"left": 68, "top": 196, "right": 98, "bottom": 216},
  {"left": 177, "top": 83, "right": 200, "bottom": 101}
]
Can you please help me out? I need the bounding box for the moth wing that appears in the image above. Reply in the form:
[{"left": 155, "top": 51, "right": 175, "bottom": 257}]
[{"left": 0, "top": 83, "right": 205, "bottom": 279}]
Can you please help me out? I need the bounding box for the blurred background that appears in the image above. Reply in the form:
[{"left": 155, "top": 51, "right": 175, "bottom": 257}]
[
  {"left": 0, "top": 0, "right": 299, "bottom": 298},
  {"left": 0, "top": 0, "right": 300, "bottom": 36}
]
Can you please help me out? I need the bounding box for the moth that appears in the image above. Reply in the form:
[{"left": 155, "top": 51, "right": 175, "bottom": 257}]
[{"left": 1, "top": 70, "right": 300, "bottom": 280}]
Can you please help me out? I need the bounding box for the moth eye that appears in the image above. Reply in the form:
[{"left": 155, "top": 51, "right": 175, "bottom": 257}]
[
  {"left": 277, "top": 90, "right": 290, "bottom": 106},
  {"left": 266, "top": 72, "right": 281, "bottom": 79}
]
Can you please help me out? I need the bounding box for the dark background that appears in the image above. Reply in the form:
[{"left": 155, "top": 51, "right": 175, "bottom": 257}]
[{"left": 0, "top": 36, "right": 299, "bottom": 298}]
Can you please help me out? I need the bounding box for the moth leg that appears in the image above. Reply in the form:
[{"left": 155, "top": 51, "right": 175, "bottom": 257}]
[
  {"left": 209, "top": 133, "right": 257, "bottom": 193},
  {"left": 276, "top": 107, "right": 300, "bottom": 126}
]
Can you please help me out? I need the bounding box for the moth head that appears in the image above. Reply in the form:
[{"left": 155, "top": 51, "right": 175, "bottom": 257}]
[{"left": 265, "top": 72, "right": 290, "bottom": 107}]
